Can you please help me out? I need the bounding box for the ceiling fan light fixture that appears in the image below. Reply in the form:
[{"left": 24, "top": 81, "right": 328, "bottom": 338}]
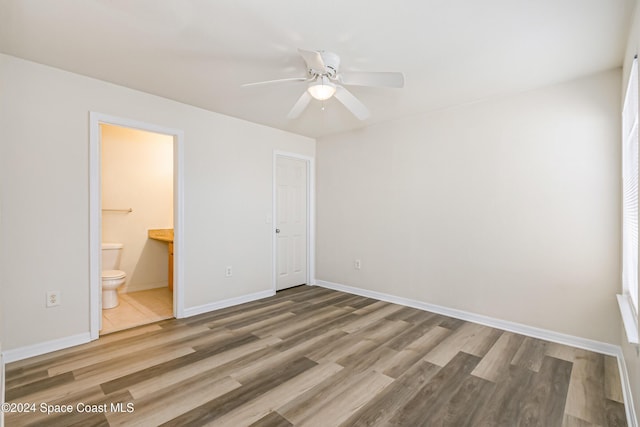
[
  {"left": 246, "top": 49, "right": 403, "bottom": 120},
  {"left": 307, "top": 76, "right": 336, "bottom": 100}
]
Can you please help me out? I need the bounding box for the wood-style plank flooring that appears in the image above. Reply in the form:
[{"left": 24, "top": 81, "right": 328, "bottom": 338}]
[{"left": 5, "top": 285, "right": 628, "bottom": 426}]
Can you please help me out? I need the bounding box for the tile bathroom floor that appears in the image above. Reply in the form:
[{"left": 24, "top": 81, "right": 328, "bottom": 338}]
[{"left": 100, "top": 287, "right": 173, "bottom": 335}]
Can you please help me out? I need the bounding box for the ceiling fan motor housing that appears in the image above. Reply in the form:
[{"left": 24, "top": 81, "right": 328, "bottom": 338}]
[{"left": 318, "top": 50, "right": 341, "bottom": 78}]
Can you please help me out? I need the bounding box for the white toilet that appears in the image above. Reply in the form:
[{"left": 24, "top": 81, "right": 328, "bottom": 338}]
[{"left": 101, "top": 243, "right": 127, "bottom": 309}]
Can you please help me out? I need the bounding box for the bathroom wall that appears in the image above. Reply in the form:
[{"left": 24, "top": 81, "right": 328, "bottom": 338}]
[{"left": 101, "top": 124, "right": 173, "bottom": 292}]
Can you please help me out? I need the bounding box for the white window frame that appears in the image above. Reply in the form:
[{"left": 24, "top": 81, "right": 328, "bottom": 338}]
[{"left": 619, "top": 56, "right": 639, "bottom": 344}]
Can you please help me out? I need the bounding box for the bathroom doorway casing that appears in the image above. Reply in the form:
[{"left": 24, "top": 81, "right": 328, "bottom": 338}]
[{"left": 89, "top": 112, "right": 185, "bottom": 340}]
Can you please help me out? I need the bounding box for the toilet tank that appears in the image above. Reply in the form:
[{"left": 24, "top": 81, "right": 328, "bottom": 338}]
[{"left": 101, "top": 243, "right": 123, "bottom": 270}]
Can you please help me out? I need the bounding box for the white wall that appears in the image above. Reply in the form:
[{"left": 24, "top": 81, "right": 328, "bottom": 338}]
[
  {"left": 317, "top": 69, "right": 621, "bottom": 344},
  {"left": 0, "top": 54, "right": 315, "bottom": 351},
  {"left": 102, "top": 124, "right": 173, "bottom": 292}
]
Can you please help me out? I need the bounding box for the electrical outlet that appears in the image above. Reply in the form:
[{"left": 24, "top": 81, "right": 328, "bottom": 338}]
[
  {"left": 46, "top": 291, "right": 61, "bottom": 307},
  {"left": 354, "top": 259, "right": 361, "bottom": 270},
  {"left": 225, "top": 266, "right": 233, "bottom": 277}
]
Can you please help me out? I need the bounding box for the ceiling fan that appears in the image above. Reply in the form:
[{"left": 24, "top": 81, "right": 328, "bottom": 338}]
[{"left": 242, "top": 49, "right": 405, "bottom": 120}]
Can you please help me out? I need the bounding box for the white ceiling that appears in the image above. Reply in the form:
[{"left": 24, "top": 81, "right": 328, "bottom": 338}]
[{"left": 0, "top": 0, "right": 635, "bottom": 138}]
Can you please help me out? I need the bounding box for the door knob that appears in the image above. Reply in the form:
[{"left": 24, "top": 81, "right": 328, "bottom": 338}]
[{"left": 275, "top": 229, "right": 280, "bottom": 233}]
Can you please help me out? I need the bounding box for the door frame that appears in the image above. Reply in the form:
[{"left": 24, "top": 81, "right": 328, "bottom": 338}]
[
  {"left": 272, "top": 151, "right": 315, "bottom": 292},
  {"left": 89, "top": 112, "right": 185, "bottom": 340}
]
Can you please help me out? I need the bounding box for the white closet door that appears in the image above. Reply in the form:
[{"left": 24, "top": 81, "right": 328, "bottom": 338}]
[{"left": 275, "top": 156, "right": 307, "bottom": 290}]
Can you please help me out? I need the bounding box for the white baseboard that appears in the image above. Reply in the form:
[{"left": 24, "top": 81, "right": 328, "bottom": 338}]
[
  {"left": 2, "top": 333, "right": 91, "bottom": 364},
  {"left": 182, "top": 289, "right": 275, "bottom": 318},
  {"left": 1, "top": 282, "right": 635, "bottom": 426},
  {"left": 2, "top": 290, "right": 275, "bottom": 363},
  {"left": 315, "top": 279, "right": 637, "bottom": 427},
  {"left": 614, "top": 347, "right": 638, "bottom": 427},
  {"left": 316, "top": 280, "right": 618, "bottom": 353}
]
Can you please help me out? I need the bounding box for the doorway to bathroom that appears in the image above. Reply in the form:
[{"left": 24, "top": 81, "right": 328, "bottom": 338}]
[{"left": 89, "top": 113, "right": 184, "bottom": 340}]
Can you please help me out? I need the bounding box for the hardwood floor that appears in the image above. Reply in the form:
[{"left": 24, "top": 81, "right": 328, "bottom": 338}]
[{"left": 4, "top": 285, "right": 628, "bottom": 426}]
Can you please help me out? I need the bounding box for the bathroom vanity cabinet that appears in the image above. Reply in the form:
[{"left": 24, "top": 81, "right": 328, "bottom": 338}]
[{"left": 148, "top": 229, "right": 174, "bottom": 291}]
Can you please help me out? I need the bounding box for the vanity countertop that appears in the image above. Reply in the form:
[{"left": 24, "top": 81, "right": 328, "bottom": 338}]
[{"left": 148, "top": 228, "right": 174, "bottom": 243}]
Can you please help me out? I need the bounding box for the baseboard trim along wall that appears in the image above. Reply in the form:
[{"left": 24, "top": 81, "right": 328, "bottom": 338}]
[
  {"left": 616, "top": 347, "right": 639, "bottom": 427},
  {"left": 2, "top": 332, "right": 91, "bottom": 364},
  {"left": 0, "top": 283, "right": 635, "bottom": 425},
  {"left": 316, "top": 280, "right": 619, "bottom": 353},
  {"left": 2, "top": 290, "right": 275, "bottom": 364},
  {"left": 315, "top": 279, "right": 637, "bottom": 427},
  {"left": 182, "top": 289, "right": 275, "bottom": 318},
  {"left": 3, "top": 290, "right": 275, "bottom": 363}
]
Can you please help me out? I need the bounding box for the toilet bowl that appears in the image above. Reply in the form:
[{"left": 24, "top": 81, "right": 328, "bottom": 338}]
[
  {"left": 101, "top": 269, "right": 126, "bottom": 309},
  {"left": 101, "top": 243, "right": 127, "bottom": 309}
]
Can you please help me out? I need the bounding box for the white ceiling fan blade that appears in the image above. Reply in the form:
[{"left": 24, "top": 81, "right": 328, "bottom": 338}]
[
  {"left": 339, "top": 72, "right": 405, "bottom": 88},
  {"left": 334, "top": 86, "right": 370, "bottom": 120},
  {"left": 298, "top": 49, "right": 326, "bottom": 72},
  {"left": 242, "top": 77, "right": 308, "bottom": 87},
  {"left": 287, "top": 91, "right": 312, "bottom": 119}
]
